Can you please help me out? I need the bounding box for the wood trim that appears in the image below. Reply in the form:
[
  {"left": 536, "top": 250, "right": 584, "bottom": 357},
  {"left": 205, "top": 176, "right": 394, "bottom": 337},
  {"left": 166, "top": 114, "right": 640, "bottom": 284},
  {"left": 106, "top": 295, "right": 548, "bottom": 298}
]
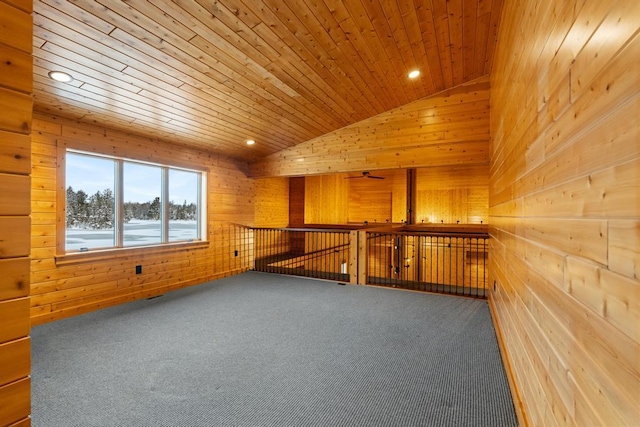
[
  {"left": 55, "top": 241, "right": 210, "bottom": 266},
  {"left": 58, "top": 138, "right": 210, "bottom": 173},
  {"left": 6, "top": 417, "right": 31, "bottom": 427},
  {"left": 54, "top": 137, "right": 210, "bottom": 258},
  {"left": 30, "top": 267, "right": 249, "bottom": 326},
  {"left": 55, "top": 143, "right": 65, "bottom": 256},
  {"left": 357, "top": 230, "right": 367, "bottom": 285},
  {"left": 488, "top": 295, "right": 528, "bottom": 427},
  {"left": 349, "top": 230, "right": 358, "bottom": 285},
  {"left": 406, "top": 169, "right": 416, "bottom": 225}
]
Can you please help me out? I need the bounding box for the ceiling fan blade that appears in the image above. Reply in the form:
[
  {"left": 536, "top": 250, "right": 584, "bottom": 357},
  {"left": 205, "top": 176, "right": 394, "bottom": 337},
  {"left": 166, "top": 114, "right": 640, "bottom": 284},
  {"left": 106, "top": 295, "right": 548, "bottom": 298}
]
[{"left": 345, "top": 171, "right": 384, "bottom": 179}]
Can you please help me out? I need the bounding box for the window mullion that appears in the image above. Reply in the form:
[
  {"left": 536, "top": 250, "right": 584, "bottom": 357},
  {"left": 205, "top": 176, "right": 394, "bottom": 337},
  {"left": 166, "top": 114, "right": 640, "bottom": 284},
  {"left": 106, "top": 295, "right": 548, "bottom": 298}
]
[
  {"left": 198, "top": 173, "right": 204, "bottom": 240},
  {"left": 116, "top": 160, "right": 124, "bottom": 247},
  {"left": 162, "top": 167, "right": 169, "bottom": 243},
  {"left": 64, "top": 150, "right": 203, "bottom": 253}
]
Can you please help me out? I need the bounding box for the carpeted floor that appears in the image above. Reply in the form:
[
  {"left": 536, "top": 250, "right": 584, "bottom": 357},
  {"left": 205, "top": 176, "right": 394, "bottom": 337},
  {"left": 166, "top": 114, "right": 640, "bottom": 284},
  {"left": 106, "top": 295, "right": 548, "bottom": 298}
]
[{"left": 31, "top": 272, "right": 517, "bottom": 426}]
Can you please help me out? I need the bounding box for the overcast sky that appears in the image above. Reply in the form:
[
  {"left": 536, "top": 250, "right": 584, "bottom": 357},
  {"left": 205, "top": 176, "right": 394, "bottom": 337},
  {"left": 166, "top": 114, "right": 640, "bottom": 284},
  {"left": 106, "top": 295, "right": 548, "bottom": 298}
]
[{"left": 66, "top": 152, "right": 199, "bottom": 204}]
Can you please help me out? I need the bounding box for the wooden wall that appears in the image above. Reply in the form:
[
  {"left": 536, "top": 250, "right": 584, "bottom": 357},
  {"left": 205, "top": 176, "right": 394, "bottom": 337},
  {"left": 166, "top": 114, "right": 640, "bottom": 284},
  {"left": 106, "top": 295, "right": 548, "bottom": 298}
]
[
  {"left": 416, "top": 165, "right": 488, "bottom": 224},
  {"left": 254, "top": 178, "right": 289, "bottom": 228},
  {"left": 347, "top": 169, "right": 406, "bottom": 224},
  {"left": 304, "top": 174, "right": 349, "bottom": 224},
  {"left": 298, "top": 166, "right": 488, "bottom": 227},
  {"left": 0, "top": 0, "right": 32, "bottom": 425},
  {"left": 248, "top": 77, "right": 490, "bottom": 178},
  {"left": 489, "top": 1, "right": 640, "bottom": 426},
  {"left": 288, "top": 177, "right": 305, "bottom": 227},
  {"left": 30, "top": 114, "right": 256, "bottom": 325}
]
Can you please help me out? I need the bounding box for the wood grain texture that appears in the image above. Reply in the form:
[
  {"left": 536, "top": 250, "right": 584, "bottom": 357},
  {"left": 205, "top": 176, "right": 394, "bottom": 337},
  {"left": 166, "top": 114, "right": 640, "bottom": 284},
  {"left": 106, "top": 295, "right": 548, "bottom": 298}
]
[
  {"left": 304, "top": 174, "right": 349, "bottom": 224},
  {"left": 0, "top": 217, "right": 30, "bottom": 258},
  {"left": 416, "top": 165, "right": 488, "bottom": 224},
  {"left": 0, "top": 43, "right": 32, "bottom": 94},
  {"left": 0, "top": 338, "right": 30, "bottom": 387},
  {"left": 31, "top": 0, "right": 503, "bottom": 163},
  {"left": 0, "top": 378, "right": 30, "bottom": 427},
  {"left": 0, "top": 2, "right": 32, "bottom": 424},
  {"left": 347, "top": 169, "right": 406, "bottom": 224},
  {"left": 0, "top": 298, "right": 29, "bottom": 345},
  {"left": 0, "top": 131, "right": 30, "bottom": 175},
  {"left": 254, "top": 178, "right": 289, "bottom": 228},
  {"left": 249, "top": 77, "right": 490, "bottom": 177},
  {"left": 292, "top": 165, "right": 488, "bottom": 228},
  {"left": 29, "top": 114, "right": 256, "bottom": 325},
  {"left": 288, "top": 177, "right": 305, "bottom": 227},
  {"left": 0, "top": 2, "right": 32, "bottom": 53},
  {"left": 489, "top": 1, "right": 640, "bottom": 425}
]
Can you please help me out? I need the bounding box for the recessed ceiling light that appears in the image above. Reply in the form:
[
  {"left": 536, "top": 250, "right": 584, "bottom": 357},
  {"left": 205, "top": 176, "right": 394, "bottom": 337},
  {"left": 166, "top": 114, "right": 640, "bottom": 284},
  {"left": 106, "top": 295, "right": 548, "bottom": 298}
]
[
  {"left": 48, "top": 71, "right": 73, "bottom": 83},
  {"left": 408, "top": 70, "right": 420, "bottom": 79},
  {"left": 246, "top": 140, "right": 255, "bottom": 145}
]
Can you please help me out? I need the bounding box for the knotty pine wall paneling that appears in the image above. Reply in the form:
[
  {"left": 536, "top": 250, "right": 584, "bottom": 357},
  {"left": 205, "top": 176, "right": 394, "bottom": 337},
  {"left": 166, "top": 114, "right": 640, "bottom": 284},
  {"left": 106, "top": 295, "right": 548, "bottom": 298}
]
[
  {"left": 416, "top": 165, "right": 489, "bottom": 224},
  {"left": 30, "top": 114, "right": 256, "bottom": 325},
  {"left": 301, "top": 165, "right": 489, "bottom": 227},
  {"left": 248, "top": 77, "right": 490, "bottom": 178},
  {"left": 254, "top": 177, "right": 289, "bottom": 228},
  {"left": 304, "top": 174, "right": 349, "bottom": 224},
  {"left": 489, "top": 0, "right": 640, "bottom": 425},
  {"left": 0, "top": 0, "right": 32, "bottom": 425},
  {"left": 347, "top": 169, "right": 406, "bottom": 224}
]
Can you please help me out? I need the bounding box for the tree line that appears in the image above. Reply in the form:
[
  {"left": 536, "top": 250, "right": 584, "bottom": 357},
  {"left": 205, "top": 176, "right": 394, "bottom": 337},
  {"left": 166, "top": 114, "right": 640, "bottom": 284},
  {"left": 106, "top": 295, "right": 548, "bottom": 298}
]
[{"left": 66, "top": 187, "right": 197, "bottom": 229}]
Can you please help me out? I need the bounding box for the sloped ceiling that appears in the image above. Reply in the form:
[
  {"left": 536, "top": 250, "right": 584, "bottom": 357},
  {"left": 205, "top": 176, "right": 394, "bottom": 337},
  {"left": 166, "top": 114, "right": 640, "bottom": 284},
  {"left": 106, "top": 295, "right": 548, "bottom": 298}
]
[
  {"left": 249, "top": 76, "right": 490, "bottom": 177},
  {"left": 33, "top": 0, "right": 503, "bottom": 163}
]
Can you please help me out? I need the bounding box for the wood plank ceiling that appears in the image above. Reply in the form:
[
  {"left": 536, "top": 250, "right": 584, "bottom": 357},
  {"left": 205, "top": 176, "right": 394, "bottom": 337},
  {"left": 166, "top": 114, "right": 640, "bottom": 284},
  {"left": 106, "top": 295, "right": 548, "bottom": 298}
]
[{"left": 32, "top": 0, "right": 503, "bottom": 162}]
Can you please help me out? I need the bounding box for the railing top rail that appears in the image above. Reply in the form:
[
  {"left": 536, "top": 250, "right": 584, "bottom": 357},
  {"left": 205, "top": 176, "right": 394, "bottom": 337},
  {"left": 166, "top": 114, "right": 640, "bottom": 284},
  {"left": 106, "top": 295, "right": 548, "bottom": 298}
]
[
  {"left": 252, "top": 227, "right": 353, "bottom": 233},
  {"left": 367, "top": 230, "right": 489, "bottom": 238}
]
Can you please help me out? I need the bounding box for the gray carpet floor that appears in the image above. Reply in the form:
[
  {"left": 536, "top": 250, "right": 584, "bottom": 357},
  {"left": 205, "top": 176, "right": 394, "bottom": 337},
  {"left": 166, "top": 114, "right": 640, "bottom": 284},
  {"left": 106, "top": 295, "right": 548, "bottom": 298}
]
[{"left": 31, "top": 271, "right": 517, "bottom": 426}]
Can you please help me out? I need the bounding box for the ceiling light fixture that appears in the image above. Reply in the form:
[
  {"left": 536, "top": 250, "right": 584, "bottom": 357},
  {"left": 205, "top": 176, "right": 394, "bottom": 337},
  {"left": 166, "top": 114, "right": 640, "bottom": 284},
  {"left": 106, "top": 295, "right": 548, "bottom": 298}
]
[
  {"left": 246, "top": 140, "right": 255, "bottom": 145},
  {"left": 408, "top": 70, "right": 420, "bottom": 79},
  {"left": 48, "top": 71, "right": 74, "bottom": 83}
]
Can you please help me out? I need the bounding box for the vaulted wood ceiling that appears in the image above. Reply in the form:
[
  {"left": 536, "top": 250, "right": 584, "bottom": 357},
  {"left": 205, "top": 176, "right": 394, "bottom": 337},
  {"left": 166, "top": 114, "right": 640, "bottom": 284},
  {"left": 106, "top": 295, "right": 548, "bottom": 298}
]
[{"left": 33, "top": 0, "right": 503, "bottom": 162}]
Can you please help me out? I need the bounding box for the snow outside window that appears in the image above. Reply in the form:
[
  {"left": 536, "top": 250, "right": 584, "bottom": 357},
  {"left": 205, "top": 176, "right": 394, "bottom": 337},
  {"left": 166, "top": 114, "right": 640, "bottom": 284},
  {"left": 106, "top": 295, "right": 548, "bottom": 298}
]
[{"left": 64, "top": 150, "right": 205, "bottom": 252}]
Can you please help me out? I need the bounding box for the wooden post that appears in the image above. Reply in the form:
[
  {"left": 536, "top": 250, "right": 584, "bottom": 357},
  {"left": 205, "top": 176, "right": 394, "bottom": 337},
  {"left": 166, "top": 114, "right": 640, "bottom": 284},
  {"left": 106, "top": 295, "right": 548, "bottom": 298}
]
[
  {"left": 348, "top": 230, "right": 368, "bottom": 285},
  {"left": 357, "top": 230, "right": 368, "bottom": 285},
  {"left": 349, "top": 230, "right": 358, "bottom": 284},
  {"left": 406, "top": 168, "right": 416, "bottom": 224}
]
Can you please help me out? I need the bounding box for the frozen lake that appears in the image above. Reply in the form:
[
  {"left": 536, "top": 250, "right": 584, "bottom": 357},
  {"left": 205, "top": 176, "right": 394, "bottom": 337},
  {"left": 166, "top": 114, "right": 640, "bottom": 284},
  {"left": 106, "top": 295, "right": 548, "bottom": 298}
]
[{"left": 66, "top": 220, "right": 198, "bottom": 251}]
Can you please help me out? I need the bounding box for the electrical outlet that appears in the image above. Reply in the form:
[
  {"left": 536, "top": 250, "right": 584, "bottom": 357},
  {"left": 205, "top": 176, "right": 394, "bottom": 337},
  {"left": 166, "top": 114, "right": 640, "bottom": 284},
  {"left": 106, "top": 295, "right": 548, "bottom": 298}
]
[
  {"left": 136, "top": 265, "right": 142, "bottom": 274},
  {"left": 234, "top": 250, "right": 239, "bottom": 257}
]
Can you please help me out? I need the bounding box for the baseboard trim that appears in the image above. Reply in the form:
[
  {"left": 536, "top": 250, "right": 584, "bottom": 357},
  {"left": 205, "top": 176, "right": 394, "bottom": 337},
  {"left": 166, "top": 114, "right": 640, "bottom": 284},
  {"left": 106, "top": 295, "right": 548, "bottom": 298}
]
[
  {"left": 30, "top": 268, "right": 250, "bottom": 326},
  {"left": 488, "top": 295, "right": 528, "bottom": 427}
]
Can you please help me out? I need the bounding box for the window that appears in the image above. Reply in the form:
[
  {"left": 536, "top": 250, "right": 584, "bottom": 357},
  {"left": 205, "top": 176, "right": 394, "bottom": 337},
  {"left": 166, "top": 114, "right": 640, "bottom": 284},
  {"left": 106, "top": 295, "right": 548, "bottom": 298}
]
[
  {"left": 65, "top": 153, "right": 116, "bottom": 251},
  {"left": 64, "top": 150, "right": 205, "bottom": 253},
  {"left": 123, "top": 162, "right": 162, "bottom": 247}
]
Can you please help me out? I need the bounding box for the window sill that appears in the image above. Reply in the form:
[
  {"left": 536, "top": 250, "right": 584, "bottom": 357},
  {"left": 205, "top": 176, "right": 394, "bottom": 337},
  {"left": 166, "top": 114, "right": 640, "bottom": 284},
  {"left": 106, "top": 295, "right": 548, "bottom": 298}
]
[{"left": 55, "top": 241, "right": 209, "bottom": 266}]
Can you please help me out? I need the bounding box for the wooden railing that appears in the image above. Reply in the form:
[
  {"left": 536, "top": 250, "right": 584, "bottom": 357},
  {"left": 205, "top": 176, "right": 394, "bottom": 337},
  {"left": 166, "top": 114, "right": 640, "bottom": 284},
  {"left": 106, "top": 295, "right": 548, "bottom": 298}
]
[{"left": 251, "top": 225, "right": 489, "bottom": 298}]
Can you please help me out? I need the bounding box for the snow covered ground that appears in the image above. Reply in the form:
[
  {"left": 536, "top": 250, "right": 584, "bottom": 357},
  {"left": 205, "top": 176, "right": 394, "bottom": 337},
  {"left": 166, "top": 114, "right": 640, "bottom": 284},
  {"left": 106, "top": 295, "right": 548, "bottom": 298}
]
[{"left": 66, "top": 220, "right": 198, "bottom": 251}]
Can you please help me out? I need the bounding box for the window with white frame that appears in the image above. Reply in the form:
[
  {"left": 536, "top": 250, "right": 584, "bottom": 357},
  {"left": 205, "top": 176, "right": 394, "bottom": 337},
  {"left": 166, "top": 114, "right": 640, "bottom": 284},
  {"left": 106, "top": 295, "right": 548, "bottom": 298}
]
[{"left": 64, "top": 150, "right": 205, "bottom": 252}]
